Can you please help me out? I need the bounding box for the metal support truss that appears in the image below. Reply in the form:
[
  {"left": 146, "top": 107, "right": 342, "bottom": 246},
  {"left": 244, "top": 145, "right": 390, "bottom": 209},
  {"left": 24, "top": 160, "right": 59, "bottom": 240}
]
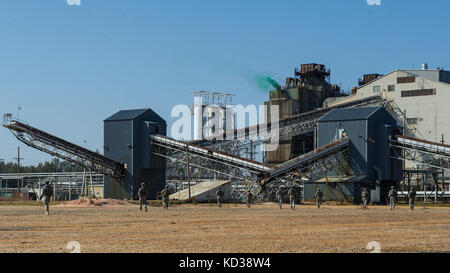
[
  {"left": 389, "top": 135, "right": 450, "bottom": 170},
  {"left": 154, "top": 134, "right": 352, "bottom": 197},
  {"left": 3, "top": 120, "right": 125, "bottom": 179},
  {"left": 259, "top": 137, "right": 351, "bottom": 188},
  {"left": 150, "top": 135, "right": 270, "bottom": 186},
  {"left": 192, "top": 95, "right": 386, "bottom": 154}
]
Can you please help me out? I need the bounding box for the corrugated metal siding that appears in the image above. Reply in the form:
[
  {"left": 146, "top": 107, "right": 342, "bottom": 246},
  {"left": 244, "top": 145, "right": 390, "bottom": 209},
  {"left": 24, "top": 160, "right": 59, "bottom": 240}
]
[
  {"left": 104, "top": 120, "right": 133, "bottom": 199},
  {"left": 103, "top": 108, "right": 167, "bottom": 200},
  {"left": 318, "top": 119, "right": 368, "bottom": 177}
]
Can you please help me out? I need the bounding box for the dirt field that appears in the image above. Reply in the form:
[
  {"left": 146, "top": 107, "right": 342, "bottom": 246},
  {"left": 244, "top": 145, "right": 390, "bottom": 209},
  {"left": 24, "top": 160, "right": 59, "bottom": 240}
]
[{"left": 0, "top": 202, "right": 449, "bottom": 253}]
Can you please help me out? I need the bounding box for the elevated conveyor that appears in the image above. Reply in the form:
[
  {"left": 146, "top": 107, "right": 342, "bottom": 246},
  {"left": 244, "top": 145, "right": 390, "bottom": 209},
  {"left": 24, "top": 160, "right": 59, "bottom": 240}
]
[
  {"left": 192, "top": 95, "right": 384, "bottom": 147},
  {"left": 152, "top": 134, "right": 351, "bottom": 195},
  {"left": 258, "top": 137, "right": 351, "bottom": 186},
  {"left": 3, "top": 120, "right": 125, "bottom": 179},
  {"left": 390, "top": 135, "right": 450, "bottom": 170},
  {"left": 150, "top": 134, "right": 271, "bottom": 175}
]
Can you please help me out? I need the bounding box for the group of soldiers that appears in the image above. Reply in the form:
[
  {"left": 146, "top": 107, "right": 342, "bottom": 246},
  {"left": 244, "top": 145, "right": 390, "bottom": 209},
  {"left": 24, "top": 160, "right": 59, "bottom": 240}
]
[
  {"left": 38, "top": 181, "right": 418, "bottom": 214},
  {"left": 138, "top": 183, "right": 226, "bottom": 212},
  {"left": 275, "top": 187, "right": 297, "bottom": 210},
  {"left": 387, "top": 185, "right": 417, "bottom": 211},
  {"left": 246, "top": 186, "right": 417, "bottom": 211},
  {"left": 138, "top": 183, "right": 171, "bottom": 212}
]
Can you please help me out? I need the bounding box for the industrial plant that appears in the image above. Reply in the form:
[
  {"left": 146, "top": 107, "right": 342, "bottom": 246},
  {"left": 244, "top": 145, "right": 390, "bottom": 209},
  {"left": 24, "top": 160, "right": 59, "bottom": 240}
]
[{"left": 2, "top": 63, "right": 450, "bottom": 206}]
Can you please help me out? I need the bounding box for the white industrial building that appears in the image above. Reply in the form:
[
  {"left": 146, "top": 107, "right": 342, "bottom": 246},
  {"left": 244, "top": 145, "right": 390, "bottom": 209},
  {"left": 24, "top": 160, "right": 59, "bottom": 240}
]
[{"left": 327, "top": 66, "right": 450, "bottom": 146}]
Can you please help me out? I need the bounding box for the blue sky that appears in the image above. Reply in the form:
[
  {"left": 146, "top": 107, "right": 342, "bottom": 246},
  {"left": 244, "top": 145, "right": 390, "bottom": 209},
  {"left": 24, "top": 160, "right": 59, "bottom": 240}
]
[{"left": 0, "top": 0, "right": 449, "bottom": 165}]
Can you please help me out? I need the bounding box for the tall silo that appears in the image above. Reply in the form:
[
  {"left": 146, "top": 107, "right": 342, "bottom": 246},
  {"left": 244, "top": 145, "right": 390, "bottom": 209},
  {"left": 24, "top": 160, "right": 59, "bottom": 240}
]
[{"left": 192, "top": 91, "right": 234, "bottom": 140}]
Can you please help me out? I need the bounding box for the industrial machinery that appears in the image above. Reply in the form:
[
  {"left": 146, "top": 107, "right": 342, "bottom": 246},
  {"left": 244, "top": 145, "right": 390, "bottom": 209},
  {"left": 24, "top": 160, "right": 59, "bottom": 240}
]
[
  {"left": 4, "top": 97, "right": 450, "bottom": 203},
  {"left": 3, "top": 119, "right": 125, "bottom": 179}
]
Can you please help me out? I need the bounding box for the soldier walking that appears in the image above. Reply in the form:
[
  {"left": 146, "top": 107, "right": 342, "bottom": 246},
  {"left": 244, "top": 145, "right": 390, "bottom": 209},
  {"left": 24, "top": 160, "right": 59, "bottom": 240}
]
[
  {"left": 361, "top": 187, "right": 369, "bottom": 208},
  {"left": 246, "top": 191, "right": 253, "bottom": 208},
  {"left": 161, "top": 185, "right": 171, "bottom": 210},
  {"left": 315, "top": 188, "right": 323, "bottom": 208},
  {"left": 216, "top": 187, "right": 224, "bottom": 208},
  {"left": 138, "top": 182, "right": 148, "bottom": 212},
  {"left": 39, "top": 181, "right": 53, "bottom": 215},
  {"left": 408, "top": 186, "right": 416, "bottom": 211},
  {"left": 276, "top": 188, "right": 283, "bottom": 209},
  {"left": 388, "top": 186, "right": 397, "bottom": 211},
  {"left": 288, "top": 187, "right": 295, "bottom": 210}
]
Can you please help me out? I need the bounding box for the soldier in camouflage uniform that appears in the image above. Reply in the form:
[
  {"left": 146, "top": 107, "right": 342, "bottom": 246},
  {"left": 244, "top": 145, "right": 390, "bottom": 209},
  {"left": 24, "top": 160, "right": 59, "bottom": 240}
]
[
  {"left": 408, "top": 186, "right": 416, "bottom": 211},
  {"left": 246, "top": 191, "right": 253, "bottom": 208},
  {"left": 288, "top": 187, "right": 295, "bottom": 210},
  {"left": 388, "top": 186, "right": 397, "bottom": 211},
  {"left": 361, "top": 187, "right": 369, "bottom": 208},
  {"left": 315, "top": 188, "right": 323, "bottom": 208},
  {"left": 276, "top": 188, "right": 283, "bottom": 209},
  {"left": 138, "top": 182, "right": 148, "bottom": 212},
  {"left": 39, "top": 181, "right": 53, "bottom": 215},
  {"left": 216, "top": 187, "right": 224, "bottom": 208},
  {"left": 161, "top": 185, "right": 171, "bottom": 210}
]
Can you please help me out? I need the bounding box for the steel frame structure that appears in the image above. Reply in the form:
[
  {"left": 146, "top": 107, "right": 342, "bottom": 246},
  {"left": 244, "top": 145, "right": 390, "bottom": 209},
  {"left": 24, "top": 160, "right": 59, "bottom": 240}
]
[
  {"left": 389, "top": 135, "right": 450, "bottom": 171},
  {"left": 192, "top": 95, "right": 386, "bottom": 149},
  {"left": 163, "top": 96, "right": 383, "bottom": 191},
  {"left": 152, "top": 134, "right": 352, "bottom": 196},
  {"left": 3, "top": 120, "right": 125, "bottom": 179},
  {"left": 150, "top": 135, "right": 270, "bottom": 189},
  {"left": 257, "top": 138, "right": 352, "bottom": 191}
]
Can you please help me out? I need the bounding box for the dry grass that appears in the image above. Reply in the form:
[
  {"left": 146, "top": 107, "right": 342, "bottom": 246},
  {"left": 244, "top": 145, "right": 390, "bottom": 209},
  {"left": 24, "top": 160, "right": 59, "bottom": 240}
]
[{"left": 0, "top": 202, "right": 449, "bottom": 253}]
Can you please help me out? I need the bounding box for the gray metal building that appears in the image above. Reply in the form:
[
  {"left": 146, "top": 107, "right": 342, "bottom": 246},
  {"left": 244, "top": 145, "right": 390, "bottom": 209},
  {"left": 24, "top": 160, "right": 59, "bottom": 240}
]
[
  {"left": 103, "top": 108, "right": 166, "bottom": 199},
  {"left": 304, "top": 107, "right": 403, "bottom": 203}
]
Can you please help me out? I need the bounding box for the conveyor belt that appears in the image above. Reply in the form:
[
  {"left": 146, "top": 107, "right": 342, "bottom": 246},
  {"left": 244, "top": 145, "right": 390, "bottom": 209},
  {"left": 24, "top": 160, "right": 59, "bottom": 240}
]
[
  {"left": 393, "top": 135, "right": 450, "bottom": 156},
  {"left": 389, "top": 135, "right": 450, "bottom": 170},
  {"left": 192, "top": 95, "right": 384, "bottom": 146},
  {"left": 259, "top": 137, "right": 350, "bottom": 185},
  {"left": 3, "top": 120, "right": 125, "bottom": 179},
  {"left": 151, "top": 134, "right": 271, "bottom": 174},
  {"left": 152, "top": 135, "right": 351, "bottom": 192}
]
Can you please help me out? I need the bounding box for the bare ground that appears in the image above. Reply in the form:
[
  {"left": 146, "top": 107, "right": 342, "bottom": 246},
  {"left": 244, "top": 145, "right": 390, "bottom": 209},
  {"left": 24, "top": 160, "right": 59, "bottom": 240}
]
[{"left": 0, "top": 202, "right": 449, "bottom": 253}]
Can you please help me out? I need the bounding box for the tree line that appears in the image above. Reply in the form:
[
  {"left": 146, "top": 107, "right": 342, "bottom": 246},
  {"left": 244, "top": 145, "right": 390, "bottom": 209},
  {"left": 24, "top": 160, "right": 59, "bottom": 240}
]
[{"left": 0, "top": 158, "right": 84, "bottom": 173}]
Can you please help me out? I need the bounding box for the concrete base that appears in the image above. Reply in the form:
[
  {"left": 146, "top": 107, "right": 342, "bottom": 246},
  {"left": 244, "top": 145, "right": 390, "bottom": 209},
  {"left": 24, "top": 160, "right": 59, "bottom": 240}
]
[{"left": 170, "top": 180, "right": 231, "bottom": 202}]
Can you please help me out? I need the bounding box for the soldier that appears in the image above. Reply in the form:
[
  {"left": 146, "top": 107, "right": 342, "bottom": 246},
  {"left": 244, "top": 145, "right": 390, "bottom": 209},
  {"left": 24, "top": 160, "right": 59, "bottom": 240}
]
[
  {"left": 39, "top": 181, "right": 53, "bottom": 215},
  {"left": 388, "top": 186, "right": 397, "bottom": 211},
  {"left": 276, "top": 188, "right": 283, "bottom": 209},
  {"left": 138, "top": 182, "right": 148, "bottom": 212},
  {"left": 288, "top": 187, "right": 295, "bottom": 210},
  {"left": 161, "top": 185, "right": 171, "bottom": 210},
  {"left": 315, "top": 188, "right": 323, "bottom": 208},
  {"left": 361, "top": 187, "right": 369, "bottom": 208},
  {"left": 408, "top": 186, "right": 416, "bottom": 211},
  {"left": 216, "top": 187, "right": 224, "bottom": 208},
  {"left": 246, "top": 191, "right": 253, "bottom": 208}
]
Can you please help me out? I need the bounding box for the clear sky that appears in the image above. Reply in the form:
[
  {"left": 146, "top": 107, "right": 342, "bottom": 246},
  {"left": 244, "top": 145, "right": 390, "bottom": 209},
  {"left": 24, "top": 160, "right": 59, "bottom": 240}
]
[{"left": 0, "top": 0, "right": 449, "bottom": 166}]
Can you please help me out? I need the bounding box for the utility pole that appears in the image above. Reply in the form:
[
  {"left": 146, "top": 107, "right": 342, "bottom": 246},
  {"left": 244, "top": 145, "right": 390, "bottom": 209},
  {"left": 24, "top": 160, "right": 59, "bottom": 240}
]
[
  {"left": 0, "top": 159, "right": 4, "bottom": 193},
  {"left": 13, "top": 146, "right": 24, "bottom": 192},
  {"left": 403, "top": 110, "right": 406, "bottom": 172}
]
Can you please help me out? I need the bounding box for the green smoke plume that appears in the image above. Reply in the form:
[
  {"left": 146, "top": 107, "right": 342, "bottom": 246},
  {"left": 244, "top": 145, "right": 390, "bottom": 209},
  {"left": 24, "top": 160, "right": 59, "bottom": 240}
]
[{"left": 254, "top": 75, "right": 280, "bottom": 92}]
